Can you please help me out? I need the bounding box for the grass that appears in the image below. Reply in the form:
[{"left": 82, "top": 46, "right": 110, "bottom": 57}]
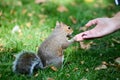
[{"left": 0, "top": 0, "right": 120, "bottom": 80}]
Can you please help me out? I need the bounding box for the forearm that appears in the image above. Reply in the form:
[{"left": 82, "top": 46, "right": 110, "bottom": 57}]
[{"left": 111, "top": 12, "right": 120, "bottom": 30}]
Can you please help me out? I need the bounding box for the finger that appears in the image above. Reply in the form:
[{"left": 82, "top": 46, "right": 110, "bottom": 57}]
[
  {"left": 74, "top": 33, "right": 84, "bottom": 41},
  {"left": 85, "top": 19, "right": 98, "bottom": 27},
  {"left": 82, "top": 30, "right": 96, "bottom": 39}
]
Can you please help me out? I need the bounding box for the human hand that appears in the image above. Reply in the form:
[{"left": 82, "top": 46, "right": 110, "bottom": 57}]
[{"left": 74, "top": 17, "right": 120, "bottom": 41}]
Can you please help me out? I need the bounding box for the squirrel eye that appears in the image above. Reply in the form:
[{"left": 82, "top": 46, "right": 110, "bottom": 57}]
[{"left": 68, "top": 27, "right": 71, "bottom": 29}]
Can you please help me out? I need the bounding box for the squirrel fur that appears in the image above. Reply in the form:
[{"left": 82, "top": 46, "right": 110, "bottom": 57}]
[{"left": 12, "top": 21, "right": 75, "bottom": 75}]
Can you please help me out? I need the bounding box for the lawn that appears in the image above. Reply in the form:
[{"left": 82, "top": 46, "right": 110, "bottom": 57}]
[{"left": 0, "top": 0, "right": 120, "bottom": 80}]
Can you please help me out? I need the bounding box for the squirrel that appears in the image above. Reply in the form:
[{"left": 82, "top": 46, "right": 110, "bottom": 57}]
[{"left": 12, "top": 21, "right": 75, "bottom": 75}]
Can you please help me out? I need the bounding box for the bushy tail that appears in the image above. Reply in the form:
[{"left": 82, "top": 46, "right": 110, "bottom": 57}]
[{"left": 12, "top": 51, "right": 43, "bottom": 75}]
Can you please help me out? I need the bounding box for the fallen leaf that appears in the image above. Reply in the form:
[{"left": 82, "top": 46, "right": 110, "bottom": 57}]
[
  {"left": 80, "top": 41, "right": 93, "bottom": 50},
  {"left": 10, "top": 10, "right": 16, "bottom": 15},
  {"left": 13, "top": 54, "right": 17, "bottom": 58},
  {"left": 84, "top": 0, "right": 94, "bottom": 3},
  {"left": 35, "top": 0, "right": 46, "bottom": 4},
  {"left": 39, "top": 19, "right": 45, "bottom": 24},
  {"left": 112, "top": 38, "right": 120, "bottom": 44},
  {"left": 80, "top": 61, "right": 85, "bottom": 64},
  {"left": 47, "top": 77, "right": 54, "bottom": 80},
  {"left": 0, "top": 43, "right": 3, "bottom": 47},
  {"left": 0, "top": 11, "right": 2, "bottom": 16},
  {"left": 69, "top": 16, "right": 77, "bottom": 24},
  {"left": 70, "top": 2, "right": 77, "bottom": 6},
  {"left": 22, "top": 9, "right": 27, "bottom": 14},
  {"left": 0, "top": 44, "right": 4, "bottom": 52},
  {"left": 27, "top": 13, "right": 33, "bottom": 17},
  {"left": 73, "top": 67, "right": 78, "bottom": 71},
  {"left": 38, "top": 14, "right": 47, "bottom": 19},
  {"left": 34, "top": 73, "right": 39, "bottom": 77},
  {"left": 111, "top": 43, "right": 115, "bottom": 47},
  {"left": 57, "top": 5, "right": 68, "bottom": 13},
  {"left": 81, "top": 77, "right": 88, "bottom": 80},
  {"left": 11, "top": 19, "right": 17, "bottom": 23},
  {"left": 85, "top": 68, "right": 89, "bottom": 72},
  {"left": 27, "top": 35, "right": 33, "bottom": 39},
  {"left": 66, "top": 74, "right": 70, "bottom": 77},
  {"left": 50, "top": 66, "right": 58, "bottom": 71},
  {"left": 115, "top": 57, "right": 120, "bottom": 65},
  {"left": 26, "top": 22, "right": 32, "bottom": 28},
  {"left": 95, "top": 64, "right": 107, "bottom": 70},
  {"left": 16, "top": 1, "right": 22, "bottom": 6},
  {"left": 79, "top": 26, "right": 88, "bottom": 31},
  {"left": 102, "top": 61, "right": 108, "bottom": 65}
]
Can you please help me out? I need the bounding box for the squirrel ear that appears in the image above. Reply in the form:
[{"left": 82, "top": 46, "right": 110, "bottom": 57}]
[
  {"left": 56, "top": 21, "right": 60, "bottom": 26},
  {"left": 56, "top": 21, "right": 61, "bottom": 28}
]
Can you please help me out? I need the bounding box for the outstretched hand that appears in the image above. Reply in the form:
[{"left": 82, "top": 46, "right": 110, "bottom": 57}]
[{"left": 74, "top": 16, "right": 120, "bottom": 41}]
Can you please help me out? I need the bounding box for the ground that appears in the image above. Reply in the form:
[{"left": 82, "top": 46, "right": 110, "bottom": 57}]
[{"left": 0, "top": 0, "right": 120, "bottom": 80}]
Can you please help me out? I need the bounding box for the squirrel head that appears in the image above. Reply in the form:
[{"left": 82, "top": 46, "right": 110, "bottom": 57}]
[{"left": 55, "top": 21, "right": 73, "bottom": 38}]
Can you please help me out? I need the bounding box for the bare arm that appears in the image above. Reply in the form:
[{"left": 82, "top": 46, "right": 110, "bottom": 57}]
[{"left": 74, "top": 12, "right": 120, "bottom": 41}]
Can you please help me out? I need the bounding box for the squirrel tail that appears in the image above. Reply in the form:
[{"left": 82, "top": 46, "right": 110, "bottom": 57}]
[{"left": 12, "top": 51, "right": 43, "bottom": 75}]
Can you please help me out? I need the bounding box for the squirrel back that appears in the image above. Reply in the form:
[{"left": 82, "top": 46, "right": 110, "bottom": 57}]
[
  {"left": 38, "top": 21, "right": 74, "bottom": 68},
  {"left": 13, "top": 51, "right": 43, "bottom": 75}
]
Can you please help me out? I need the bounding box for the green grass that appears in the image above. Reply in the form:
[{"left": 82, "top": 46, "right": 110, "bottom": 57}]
[{"left": 0, "top": 0, "right": 120, "bottom": 80}]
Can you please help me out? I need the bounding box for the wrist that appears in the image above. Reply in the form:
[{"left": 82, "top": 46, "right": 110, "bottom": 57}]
[{"left": 111, "top": 13, "right": 120, "bottom": 30}]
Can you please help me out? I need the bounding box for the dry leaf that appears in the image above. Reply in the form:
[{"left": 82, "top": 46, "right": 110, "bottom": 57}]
[
  {"left": 38, "top": 14, "right": 47, "bottom": 19},
  {"left": 85, "top": 68, "right": 89, "bottom": 72},
  {"left": 95, "top": 64, "right": 107, "bottom": 70},
  {"left": 27, "top": 35, "right": 33, "bottom": 39},
  {"left": 70, "top": 2, "right": 77, "bottom": 6},
  {"left": 10, "top": 10, "right": 16, "bottom": 15},
  {"left": 28, "top": 13, "right": 33, "bottom": 17},
  {"left": 102, "top": 61, "right": 108, "bottom": 65},
  {"left": 112, "top": 38, "right": 120, "bottom": 44},
  {"left": 73, "top": 67, "right": 78, "bottom": 71},
  {"left": 80, "top": 41, "right": 93, "bottom": 50},
  {"left": 84, "top": 0, "right": 94, "bottom": 3},
  {"left": 0, "top": 11, "right": 2, "bottom": 16},
  {"left": 13, "top": 54, "right": 17, "bottom": 58},
  {"left": 115, "top": 57, "right": 120, "bottom": 65},
  {"left": 11, "top": 19, "right": 17, "bottom": 23},
  {"left": 81, "top": 77, "right": 88, "bottom": 80},
  {"left": 34, "top": 73, "right": 39, "bottom": 77},
  {"left": 26, "top": 22, "right": 32, "bottom": 28},
  {"left": 50, "top": 66, "right": 58, "bottom": 71},
  {"left": 39, "top": 19, "right": 45, "bottom": 24},
  {"left": 35, "top": 0, "right": 46, "bottom": 4},
  {"left": 80, "top": 61, "right": 84, "bottom": 64},
  {"left": 66, "top": 74, "right": 70, "bottom": 77},
  {"left": 69, "top": 16, "right": 77, "bottom": 24},
  {"left": 38, "top": 14, "right": 47, "bottom": 24},
  {"left": 79, "top": 26, "right": 88, "bottom": 31},
  {"left": 0, "top": 41, "right": 4, "bottom": 52},
  {"left": 47, "top": 77, "right": 54, "bottom": 80},
  {"left": 57, "top": 5, "right": 68, "bottom": 13},
  {"left": 22, "top": 9, "right": 27, "bottom": 14},
  {"left": 16, "top": 1, "right": 22, "bottom": 6}
]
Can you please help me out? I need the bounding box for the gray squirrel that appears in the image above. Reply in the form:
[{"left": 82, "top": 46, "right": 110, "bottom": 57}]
[{"left": 12, "top": 21, "right": 75, "bottom": 75}]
